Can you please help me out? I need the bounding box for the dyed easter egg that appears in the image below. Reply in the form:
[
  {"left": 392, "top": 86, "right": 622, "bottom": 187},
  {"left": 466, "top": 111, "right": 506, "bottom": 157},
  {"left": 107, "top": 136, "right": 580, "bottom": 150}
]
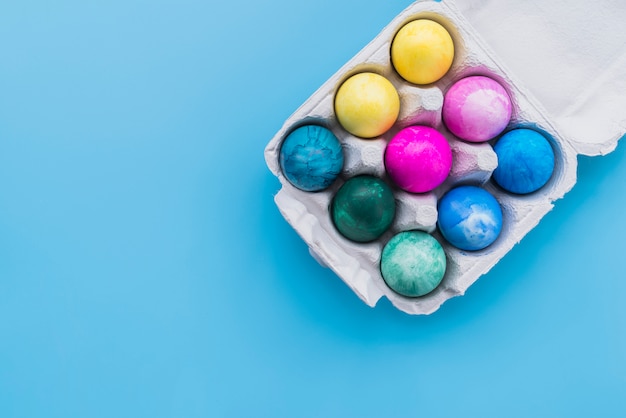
[
  {"left": 334, "top": 73, "right": 400, "bottom": 138},
  {"left": 279, "top": 125, "right": 344, "bottom": 192},
  {"left": 493, "top": 129, "right": 555, "bottom": 194},
  {"left": 331, "top": 176, "right": 396, "bottom": 242},
  {"left": 380, "top": 231, "right": 446, "bottom": 297},
  {"left": 391, "top": 19, "right": 454, "bottom": 85},
  {"left": 437, "top": 185, "right": 503, "bottom": 251},
  {"left": 384, "top": 126, "right": 452, "bottom": 193},
  {"left": 443, "top": 76, "right": 512, "bottom": 142}
]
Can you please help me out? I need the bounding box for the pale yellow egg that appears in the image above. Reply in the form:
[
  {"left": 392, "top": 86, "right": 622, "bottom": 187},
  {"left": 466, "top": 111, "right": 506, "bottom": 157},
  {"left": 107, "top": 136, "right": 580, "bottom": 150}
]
[
  {"left": 334, "top": 73, "right": 400, "bottom": 139},
  {"left": 391, "top": 19, "right": 454, "bottom": 85}
]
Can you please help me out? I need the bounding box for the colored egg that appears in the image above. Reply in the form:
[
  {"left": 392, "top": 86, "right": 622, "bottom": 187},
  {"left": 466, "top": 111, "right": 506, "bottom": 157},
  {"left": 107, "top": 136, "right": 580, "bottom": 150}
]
[
  {"left": 334, "top": 72, "right": 400, "bottom": 139},
  {"left": 331, "top": 176, "right": 396, "bottom": 243},
  {"left": 443, "top": 76, "right": 512, "bottom": 142},
  {"left": 391, "top": 19, "right": 455, "bottom": 85},
  {"left": 380, "top": 231, "right": 446, "bottom": 297},
  {"left": 279, "top": 125, "right": 344, "bottom": 192},
  {"left": 384, "top": 126, "right": 452, "bottom": 193},
  {"left": 493, "top": 129, "right": 555, "bottom": 194},
  {"left": 437, "top": 185, "right": 503, "bottom": 251}
]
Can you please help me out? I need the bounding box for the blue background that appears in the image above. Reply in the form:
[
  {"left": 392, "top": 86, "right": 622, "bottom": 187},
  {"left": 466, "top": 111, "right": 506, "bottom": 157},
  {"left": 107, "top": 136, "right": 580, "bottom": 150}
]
[{"left": 0, "top": 0, "right": 624, "bottom": 417}]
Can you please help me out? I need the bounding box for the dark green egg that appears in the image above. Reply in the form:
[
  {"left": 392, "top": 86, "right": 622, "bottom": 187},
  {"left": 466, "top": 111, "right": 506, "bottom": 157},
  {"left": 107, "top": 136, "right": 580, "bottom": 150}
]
[{"left": 331, "top": 176, "right": 396, "bottom": 242}]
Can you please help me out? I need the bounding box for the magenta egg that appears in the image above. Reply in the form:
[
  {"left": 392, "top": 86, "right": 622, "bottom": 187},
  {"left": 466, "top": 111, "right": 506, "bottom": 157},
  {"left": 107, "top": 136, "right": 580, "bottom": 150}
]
[
  {"left": 442, "top": 76, "right": 512, "bottom": 142},
  {"left": 384, "top": 126, "right": 452, "bottom": 193}
]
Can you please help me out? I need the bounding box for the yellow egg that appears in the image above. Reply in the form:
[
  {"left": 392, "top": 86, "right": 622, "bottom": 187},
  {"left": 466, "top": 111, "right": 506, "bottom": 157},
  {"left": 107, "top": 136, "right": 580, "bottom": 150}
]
[
  {"left": 391, "top": 19, "right": 454, "bottom": 85},
  {"left": 334, "top": 73, "right": 400, "bottom": 139}
]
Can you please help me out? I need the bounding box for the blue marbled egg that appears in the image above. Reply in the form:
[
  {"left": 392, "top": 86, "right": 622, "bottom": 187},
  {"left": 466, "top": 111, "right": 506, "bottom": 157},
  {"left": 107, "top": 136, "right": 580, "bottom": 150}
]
[
  {"left": 279, "top": 125, "right": 344, "bottom": 192},
  {"left": 437, "top": 185, "right": 503, "bottom": 251},
  {"left": 493, "top": 128, "right": 555, "bottom": 194}
]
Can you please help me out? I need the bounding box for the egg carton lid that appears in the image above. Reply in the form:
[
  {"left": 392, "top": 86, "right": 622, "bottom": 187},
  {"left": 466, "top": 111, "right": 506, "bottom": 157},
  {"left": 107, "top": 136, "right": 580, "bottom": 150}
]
[{"left": 453, "top": 0, "right": 626, "bottom": 156}]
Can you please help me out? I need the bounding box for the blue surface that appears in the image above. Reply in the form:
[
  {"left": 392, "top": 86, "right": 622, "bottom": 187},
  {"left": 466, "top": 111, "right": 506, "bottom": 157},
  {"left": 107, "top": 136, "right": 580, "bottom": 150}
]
[{"left": 0, "top": 1, "right": 625, "bottom": 417}]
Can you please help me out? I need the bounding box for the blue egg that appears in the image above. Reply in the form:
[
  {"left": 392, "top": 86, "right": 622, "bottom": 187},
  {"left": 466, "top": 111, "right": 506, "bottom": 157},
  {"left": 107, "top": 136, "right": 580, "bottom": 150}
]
[
  {"left": 493, "top": 128, "right": 555, "bottom": 194},
  {"left": 437, "top": 186, "right": 503, "bottom": 251},
  {"left": 279, "top": 125, "right": 344, "bottom": 192}
]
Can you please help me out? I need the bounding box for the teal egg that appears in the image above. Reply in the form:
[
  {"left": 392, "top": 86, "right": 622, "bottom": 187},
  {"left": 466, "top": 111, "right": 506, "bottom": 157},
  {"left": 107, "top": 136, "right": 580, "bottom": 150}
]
[
  {"left": 279, "top": 125, "right": 344, "bottom": 192},
  {"left": 380, "top": 231, "right": 446, "bottom": 297}
]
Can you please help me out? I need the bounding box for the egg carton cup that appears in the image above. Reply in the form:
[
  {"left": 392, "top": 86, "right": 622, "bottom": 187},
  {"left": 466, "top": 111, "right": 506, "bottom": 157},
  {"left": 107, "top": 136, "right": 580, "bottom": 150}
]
[{"left": 264, "top": 0, "right": 626, "bottom": 315}]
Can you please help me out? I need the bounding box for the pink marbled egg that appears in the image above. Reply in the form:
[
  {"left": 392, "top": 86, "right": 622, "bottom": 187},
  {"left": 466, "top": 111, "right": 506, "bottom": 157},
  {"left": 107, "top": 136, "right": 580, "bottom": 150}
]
[
  {"left": 442, "top": 76, "right": 512, "bottom": 143},
  {"left": 384, "top": 126, "right": 452, "bottom": 193}
]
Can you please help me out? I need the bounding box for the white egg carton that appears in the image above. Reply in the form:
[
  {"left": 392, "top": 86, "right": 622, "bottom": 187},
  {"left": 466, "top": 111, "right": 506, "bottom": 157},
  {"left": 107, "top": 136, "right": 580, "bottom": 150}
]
[{"left": 264, "top": 0, "right": 626, "bottom": 314}]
